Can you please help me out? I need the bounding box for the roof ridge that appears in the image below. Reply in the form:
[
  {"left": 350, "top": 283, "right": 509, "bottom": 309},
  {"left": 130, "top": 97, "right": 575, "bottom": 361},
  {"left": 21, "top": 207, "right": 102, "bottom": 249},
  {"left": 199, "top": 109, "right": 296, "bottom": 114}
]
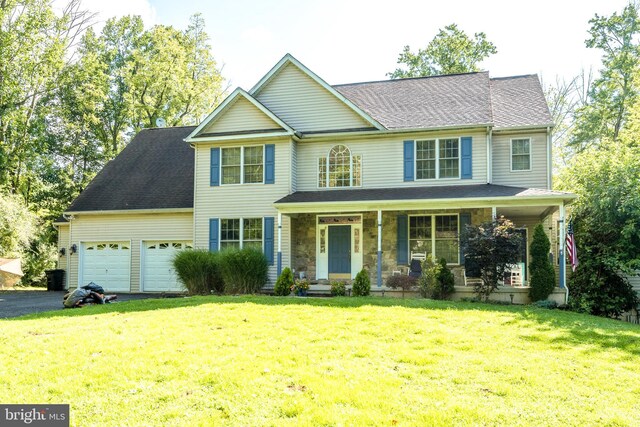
[
  {"left": 144, "top": 125, "right": 198, "bottom": 131},
  {"left": 490, "top": 74, "right": 538, "bottom": 81},
  {"left": 333, "top": 71, "right": 489, "bottom": 87}
]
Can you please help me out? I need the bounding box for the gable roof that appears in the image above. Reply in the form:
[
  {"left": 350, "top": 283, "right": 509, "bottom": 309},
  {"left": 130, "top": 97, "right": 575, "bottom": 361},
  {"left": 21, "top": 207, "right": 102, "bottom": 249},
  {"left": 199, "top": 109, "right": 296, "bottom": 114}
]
[
  {"left": 489, "top": 75, "right": 554, "bottom": 129},
  {"left": 334, "top": 72, "right": 552, "bottom": 130},
  {"left": 187, "top": 88, "right": 294, "bottom": 141},
  {"left": 250, "top": 54, "right": 384, "bottom": 131},
  {"left": 66, "top": 126, "right": 195, "bottom": 212},
  {"left": 334, "top": 72, "right": 493, "bottom": 130}
]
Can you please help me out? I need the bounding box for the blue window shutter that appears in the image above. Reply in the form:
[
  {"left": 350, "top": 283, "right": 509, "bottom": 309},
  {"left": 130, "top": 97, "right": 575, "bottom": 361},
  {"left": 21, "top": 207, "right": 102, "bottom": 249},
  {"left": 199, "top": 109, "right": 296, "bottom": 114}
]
[
  {"left": 459, "top": 213, "right": 471, "bottom": 264},
  {"left": 265, "top": 144, "right": 275, "bottom": 184},
  {"left": 209, "top": 218, "right": 219, "bottom": 252},
  {"left": 264, "top": 217, "right": 274, "bottom": 265},
  {"left": 397, "top": 215, "right": 408, "bottom": 265},
  {"left": 210, "top": 148, "right": 220, "bottom": 186},
  {"left": 461, "top": 137, "right": 472, "bottom": 179},
  {"left": 403, "top": 140, "right": 414, "bottom": 181}
]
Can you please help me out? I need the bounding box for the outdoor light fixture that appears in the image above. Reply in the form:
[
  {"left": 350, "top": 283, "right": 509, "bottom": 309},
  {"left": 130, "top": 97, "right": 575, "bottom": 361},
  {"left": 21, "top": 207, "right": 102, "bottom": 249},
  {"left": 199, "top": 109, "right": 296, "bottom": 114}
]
[
  {"left": 59, "top": 248, "right": 66, "bottom": 256},
  {"left": 70, "top": 244, "right": 77, "bottom": 254}
]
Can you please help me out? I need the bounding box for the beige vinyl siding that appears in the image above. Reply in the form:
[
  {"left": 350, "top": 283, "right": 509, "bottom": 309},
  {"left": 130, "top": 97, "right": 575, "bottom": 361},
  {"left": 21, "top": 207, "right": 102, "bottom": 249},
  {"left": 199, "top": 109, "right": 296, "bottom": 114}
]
[
  {"left": 492, "top": 131, "right": 548, "bottom": 188},
  {"left": 255, "top": 63, "right": 371, "bottom": 132},
  {"left": 57, "top": 224, "right": 69, "bottom": 288},
  {"left": 296, "top": 129, "right": 488, "bottom": 191},
  {"left": 194, "top": 138, "right": 292, "bottom": 284},
  {"left": 627, "top": 271, "right": 640, "bottom": 295},
  {"left": 199, "top": 97, "right": 283, "bottom": 135},
  {"left": 66, "top": 212, "right": 193, "bottom": 292}
]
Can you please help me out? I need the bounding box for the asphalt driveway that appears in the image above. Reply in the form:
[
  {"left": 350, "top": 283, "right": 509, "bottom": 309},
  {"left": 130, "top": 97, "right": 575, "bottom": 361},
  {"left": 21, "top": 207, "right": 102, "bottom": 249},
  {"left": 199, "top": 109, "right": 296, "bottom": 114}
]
[{"left": 0, "top": 291, "right": 159, "bottom": 319}]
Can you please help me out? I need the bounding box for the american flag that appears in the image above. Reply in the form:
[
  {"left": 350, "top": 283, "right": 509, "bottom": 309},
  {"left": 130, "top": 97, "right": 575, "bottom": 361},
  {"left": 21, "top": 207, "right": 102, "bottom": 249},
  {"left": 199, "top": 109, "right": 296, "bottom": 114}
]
[{"left": 566, "top": 218, "right": 578, "bottom": 272}]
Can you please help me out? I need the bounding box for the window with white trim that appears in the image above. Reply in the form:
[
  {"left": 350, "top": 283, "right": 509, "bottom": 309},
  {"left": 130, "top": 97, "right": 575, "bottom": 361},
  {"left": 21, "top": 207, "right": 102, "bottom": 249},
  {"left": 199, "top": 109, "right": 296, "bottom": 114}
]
[
  {"left": 511, "top": 138, "right": 531, "bottom": 171},
  {"left": 318, "top": 144, "right": 362, "bottom": 187},
  {"left": 416, "top": 138, "right": 459, "bottom": 179},
  {"left": 409, "top": 214, "right": 459, "bottom": 263},
  {"left": 221, "top": 146, "right": 264, "bottom": 184},
  {"left": 220, "top": 218, "right": 263, "bottom": 250}
]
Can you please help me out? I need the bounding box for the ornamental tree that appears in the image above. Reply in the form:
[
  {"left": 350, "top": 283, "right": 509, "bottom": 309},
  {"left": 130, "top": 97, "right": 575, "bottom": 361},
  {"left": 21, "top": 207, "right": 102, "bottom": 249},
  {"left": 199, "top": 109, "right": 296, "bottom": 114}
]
[{"left": 461, "top": 217, "right": 522, "bottom": 301}]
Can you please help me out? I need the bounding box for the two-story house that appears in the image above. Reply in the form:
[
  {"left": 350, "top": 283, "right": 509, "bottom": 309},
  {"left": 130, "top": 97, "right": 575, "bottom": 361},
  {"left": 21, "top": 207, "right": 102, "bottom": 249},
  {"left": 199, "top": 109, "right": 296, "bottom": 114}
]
[{"left": 55, "top": 54, "right": 576, "bottom": 302}]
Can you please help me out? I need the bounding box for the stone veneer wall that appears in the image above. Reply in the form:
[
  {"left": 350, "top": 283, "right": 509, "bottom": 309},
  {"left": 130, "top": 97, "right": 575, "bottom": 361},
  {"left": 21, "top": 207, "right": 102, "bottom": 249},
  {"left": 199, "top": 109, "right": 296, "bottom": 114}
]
[
  {"left": 290, "top": 213, "right": 317, "bottom": 279},
  {"left": 289, "top": 208, "right": 492, "bottom": 284}
]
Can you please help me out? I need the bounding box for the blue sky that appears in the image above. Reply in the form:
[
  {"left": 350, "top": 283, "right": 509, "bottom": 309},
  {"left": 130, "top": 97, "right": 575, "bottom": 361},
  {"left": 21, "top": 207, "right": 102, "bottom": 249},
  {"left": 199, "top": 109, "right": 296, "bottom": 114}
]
[{"left": 83, "top": 0, "right": 630, "bottom": 90}]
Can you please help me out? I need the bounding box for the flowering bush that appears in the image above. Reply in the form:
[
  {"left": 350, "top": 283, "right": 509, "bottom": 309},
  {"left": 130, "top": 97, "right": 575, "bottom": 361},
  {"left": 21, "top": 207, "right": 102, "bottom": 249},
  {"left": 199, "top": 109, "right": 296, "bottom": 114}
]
[{"left": 291, "top": 278, "right": 310, "bottom": 294}]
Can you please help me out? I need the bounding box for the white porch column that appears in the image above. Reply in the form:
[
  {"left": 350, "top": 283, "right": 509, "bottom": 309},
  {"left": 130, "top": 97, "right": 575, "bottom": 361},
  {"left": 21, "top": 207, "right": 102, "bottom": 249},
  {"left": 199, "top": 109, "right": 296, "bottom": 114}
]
[
  {"left": 492, "top": 207, "right": 497, "bottom": 220},
  {"left": 277, "top": 212, "right": 282, "bottom": 275},
  {"left": 559, "top": 203, "right": 567, "bottom": 295},
  {"left": 377, "top": 209, "right": 382, "bottom": 287}
]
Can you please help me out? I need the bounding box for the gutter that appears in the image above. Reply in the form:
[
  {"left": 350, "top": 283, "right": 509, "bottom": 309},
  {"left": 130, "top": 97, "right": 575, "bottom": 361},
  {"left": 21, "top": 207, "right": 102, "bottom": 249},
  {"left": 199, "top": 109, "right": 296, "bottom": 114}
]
[{"left": 64, "top": 208, "right": 194, "bottom": 216}]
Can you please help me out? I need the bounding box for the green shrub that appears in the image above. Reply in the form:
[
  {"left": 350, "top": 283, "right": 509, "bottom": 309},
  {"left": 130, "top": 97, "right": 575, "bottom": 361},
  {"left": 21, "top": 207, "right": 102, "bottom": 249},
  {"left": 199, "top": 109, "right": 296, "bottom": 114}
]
[
  {"left": 385, "top": 275, "right": 416, "bottom": 295},
  {"left": 274, "top": 267, "right": 294, "bottom": 296},
  {"left": 533, "top": 299, "right": 558, "bottom": 309},
  {"left": 529, "top": 224, "right": 556, "bottom": 302},
  {"left": 417, "top": 255, "right": 439, "bottom": 298},
  {"left": 433, "top": 258, "right": 455, "bottom": 300},
  {"left": 173, "top": 249, "right": 223, "bottom": 295},
  {"left": 219, "top": 247, "right": 268, "bottom": 294},
  {"left": 330, "top": 281, "right": 346, "bottom": 296},
  {"left": 352, "top": 269, "right": 371, "bottom": 296}
]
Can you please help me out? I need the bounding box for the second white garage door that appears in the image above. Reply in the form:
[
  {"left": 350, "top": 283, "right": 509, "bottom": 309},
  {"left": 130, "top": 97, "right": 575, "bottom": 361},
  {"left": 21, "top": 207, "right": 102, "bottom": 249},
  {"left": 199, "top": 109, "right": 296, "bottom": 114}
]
[{"left": 142, "top": 241, "right": 192, "bottom": 292}]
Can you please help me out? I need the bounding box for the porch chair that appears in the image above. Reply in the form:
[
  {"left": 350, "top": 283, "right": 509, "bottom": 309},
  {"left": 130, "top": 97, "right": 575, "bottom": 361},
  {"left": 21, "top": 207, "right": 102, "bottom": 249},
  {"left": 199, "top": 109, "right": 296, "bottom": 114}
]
[
  {"left": 410, "top": 252, "right": 427, "bottom": 261},
  {"left": 506, "top": 264, "right": 523, "bottom": 287},
  {"left": 408, "top": 259, "right": 422, "bottom": 278}
]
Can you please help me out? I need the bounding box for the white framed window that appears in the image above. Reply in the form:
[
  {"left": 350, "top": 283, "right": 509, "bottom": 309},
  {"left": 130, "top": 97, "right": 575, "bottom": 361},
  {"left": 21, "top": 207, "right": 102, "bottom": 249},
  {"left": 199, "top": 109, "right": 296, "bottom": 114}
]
[
  {"left": 318, "top": 144, "right": 362, "bottom": 188},
  {"left": 511, "top": 138, "right": 531, "bottom": 171},
  {"left": 221, "top": 146, "right": 264, "bottom": 185},
  {"left": 416, "top": 138, "right": 460, "bottom": 180},
  {"left": 408, "top": 214, "right": 459, "bottom": 264},
  {"left": 220, "top": 218, "right": 263, "bottom": 250}
]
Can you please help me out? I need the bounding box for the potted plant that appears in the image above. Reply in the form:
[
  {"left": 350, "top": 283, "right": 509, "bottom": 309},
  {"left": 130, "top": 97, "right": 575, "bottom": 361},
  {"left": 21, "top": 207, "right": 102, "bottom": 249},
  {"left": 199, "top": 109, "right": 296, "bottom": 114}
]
[{"left": 291, "top": 278, "right": 310, "bottom": 296}]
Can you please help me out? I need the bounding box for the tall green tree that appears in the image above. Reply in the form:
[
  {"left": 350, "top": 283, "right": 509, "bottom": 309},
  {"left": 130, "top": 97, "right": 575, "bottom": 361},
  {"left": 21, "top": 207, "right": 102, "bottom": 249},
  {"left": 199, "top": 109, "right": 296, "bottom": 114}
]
[
  {"left": 572, "top": 3, "right": 640, "bottom": 148},
  {"left": 557, "top": 139, "right": 640, "bottom": 317},
  {"left": 388, "top": 23, "right": 497, "bottom": 78},
  {"left": 0, "top": 0, "right": 92, "bottom": 196}
]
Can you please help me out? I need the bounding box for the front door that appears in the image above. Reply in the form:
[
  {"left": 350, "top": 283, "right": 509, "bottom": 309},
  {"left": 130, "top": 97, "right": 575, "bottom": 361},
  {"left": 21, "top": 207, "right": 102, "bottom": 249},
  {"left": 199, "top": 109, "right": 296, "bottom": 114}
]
[{"left": 328, "top": 225, "right": 351, "bottom": 276}]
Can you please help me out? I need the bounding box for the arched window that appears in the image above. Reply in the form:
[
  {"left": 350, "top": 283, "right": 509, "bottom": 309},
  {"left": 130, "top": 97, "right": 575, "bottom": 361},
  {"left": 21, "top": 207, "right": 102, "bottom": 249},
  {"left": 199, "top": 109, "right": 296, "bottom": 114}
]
[{"left": 318, "top": 145, "right": 361, "bottom": 188}]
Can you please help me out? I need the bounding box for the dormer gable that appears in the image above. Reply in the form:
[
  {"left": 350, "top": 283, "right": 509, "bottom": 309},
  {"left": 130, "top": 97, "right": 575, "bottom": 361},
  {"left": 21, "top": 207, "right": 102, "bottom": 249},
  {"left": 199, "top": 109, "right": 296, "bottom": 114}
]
[
  {"left": 186, "top": 88, "right": 294, "bottom": 142},
  {"left": 250, "top": 54, "right": 384, "bottom": 134}
]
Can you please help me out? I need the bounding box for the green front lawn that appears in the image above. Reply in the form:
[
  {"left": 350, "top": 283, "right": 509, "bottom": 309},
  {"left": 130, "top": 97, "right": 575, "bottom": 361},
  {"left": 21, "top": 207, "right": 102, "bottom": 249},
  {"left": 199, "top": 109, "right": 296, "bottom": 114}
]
[{"left": 2, "top": 296, "right": 639, "bottom": 426}]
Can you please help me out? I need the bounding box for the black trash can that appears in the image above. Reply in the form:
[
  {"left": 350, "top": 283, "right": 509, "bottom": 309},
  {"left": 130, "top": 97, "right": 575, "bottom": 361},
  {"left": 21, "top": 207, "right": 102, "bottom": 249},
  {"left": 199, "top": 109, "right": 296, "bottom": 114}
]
[{"left": 45, "top": 269, "right": 66, "bottom": 291}]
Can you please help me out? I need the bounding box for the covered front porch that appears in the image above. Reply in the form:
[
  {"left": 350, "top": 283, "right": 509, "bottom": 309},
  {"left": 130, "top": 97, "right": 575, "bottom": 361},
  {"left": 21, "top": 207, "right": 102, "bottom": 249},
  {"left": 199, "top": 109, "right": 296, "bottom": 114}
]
[{"left": 273, "top": 185, "right": 576, "bottom": 303}]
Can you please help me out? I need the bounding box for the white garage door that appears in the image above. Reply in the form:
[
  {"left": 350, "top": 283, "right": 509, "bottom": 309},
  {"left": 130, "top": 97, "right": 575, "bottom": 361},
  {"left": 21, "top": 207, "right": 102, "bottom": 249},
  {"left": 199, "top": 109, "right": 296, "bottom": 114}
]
[
  {"left": 142, "top": 241, "right": 192, "bottom": 292},
  {"left": 81, "top": 242, "right": 131, "bottom": 292}
]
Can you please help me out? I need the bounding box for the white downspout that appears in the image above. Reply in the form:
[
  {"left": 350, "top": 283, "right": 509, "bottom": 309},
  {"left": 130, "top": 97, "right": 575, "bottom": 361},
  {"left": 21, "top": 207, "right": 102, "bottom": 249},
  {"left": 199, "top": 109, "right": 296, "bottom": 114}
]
[
  {"left": 546, "top": 126, "right": 552, "bottom": 189},
  {"left": 486, "top": 126, "right": 493, "bottom": 184},
  {"left": 559, "top": 203, "right": 569, "bottom": 304}
]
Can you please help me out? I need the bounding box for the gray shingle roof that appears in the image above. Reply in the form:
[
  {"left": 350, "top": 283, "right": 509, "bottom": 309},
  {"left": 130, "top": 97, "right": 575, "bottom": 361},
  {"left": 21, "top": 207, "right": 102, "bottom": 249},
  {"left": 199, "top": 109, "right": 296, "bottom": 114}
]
[
  {"left": 333, "top": 72, "right": 552, "bottom": 130},
  {"left": 66, "top": 126, "right": 195, "bottom": 212},
  {"left": 275, "top": 184, "right": 573, "bottom": 204},
  {"left": 490, "top": 75, "right": 553, "bottom": 128}
]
